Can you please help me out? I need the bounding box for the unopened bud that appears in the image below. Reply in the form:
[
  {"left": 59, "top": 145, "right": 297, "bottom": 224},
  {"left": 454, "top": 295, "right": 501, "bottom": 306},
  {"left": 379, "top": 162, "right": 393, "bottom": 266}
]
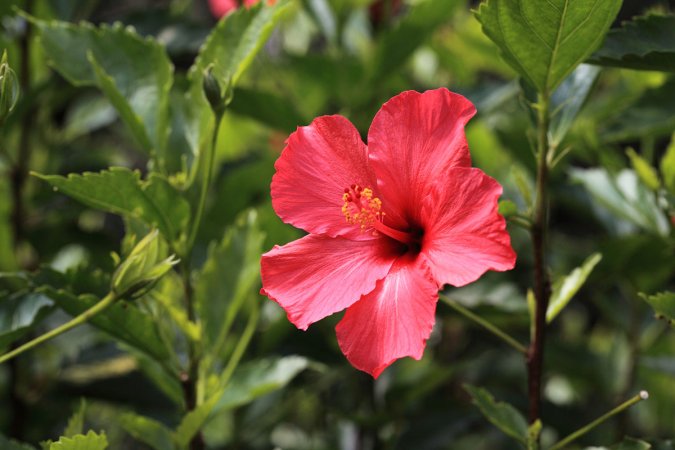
[
  {"left": 202, "top": 65, "right": 232, "bottom": 115},
  {"left": 111, "top": 230, "right": 179, "bottom": 299},
  {"left": 0, "top": 50, "right": 19, "bottom": 124}
]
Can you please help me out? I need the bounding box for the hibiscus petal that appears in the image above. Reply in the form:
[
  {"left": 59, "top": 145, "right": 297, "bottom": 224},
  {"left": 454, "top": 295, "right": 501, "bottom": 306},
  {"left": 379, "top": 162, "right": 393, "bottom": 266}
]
[
  {"left": 261, "top": 234, "right": 398, "bottom": 330},
  {"left": 271, "top": 115, "right": 377, "bottom": 240},
  {"left": 367, "top": 88, "right": 476, "bottom": 228},
  {"left": 422, "top": 167, "right": 516, "bottom": 287},
  {"left": 336, "top": 256, "right": 439, "bottom": 378}
]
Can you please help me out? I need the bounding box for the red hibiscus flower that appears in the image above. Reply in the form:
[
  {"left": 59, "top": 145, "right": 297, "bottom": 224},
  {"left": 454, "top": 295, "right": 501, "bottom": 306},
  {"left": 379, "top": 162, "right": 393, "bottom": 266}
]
[
  {"left": 261, "top": 88, "right": 516, "bottom": 378},
  {"left": 208, "top": 0, "right": 272, "bottom": 18}
]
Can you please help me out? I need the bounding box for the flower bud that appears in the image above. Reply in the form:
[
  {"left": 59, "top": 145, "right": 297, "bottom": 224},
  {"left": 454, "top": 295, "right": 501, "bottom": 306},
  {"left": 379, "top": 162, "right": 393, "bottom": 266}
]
[
  {"left": 0, "top": 50, "right": 19, "bottom": 125},
  {"left": 202, "top": 65, "right": 233, "bottom": 115},
  {"left": 111, "top": 230, "right": 179, "bottom": 299}
]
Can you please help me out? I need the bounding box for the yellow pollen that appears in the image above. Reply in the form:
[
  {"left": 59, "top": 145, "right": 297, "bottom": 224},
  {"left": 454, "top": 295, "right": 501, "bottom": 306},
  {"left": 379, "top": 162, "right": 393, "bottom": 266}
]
[{"left": 341, "top": 184, "right": 384, "bottom": 231}]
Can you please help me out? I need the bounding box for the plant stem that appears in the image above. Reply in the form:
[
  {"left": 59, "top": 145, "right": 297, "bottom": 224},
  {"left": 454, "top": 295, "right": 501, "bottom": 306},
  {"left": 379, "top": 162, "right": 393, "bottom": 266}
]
[
  {"left": 549, "top": 391, "right": 649, "bottom": 450},
  {"left": 0, "top": 292, "right": 118, "bottom": 365},
  {"left": 528, "top": 93, "right": 552, "bottom": 425},
  {"left": 440, "top": 295, "right": 527, "bottom": 354},
  {"left": 217, "top": 304, "right": 259, "bottom": 390}
]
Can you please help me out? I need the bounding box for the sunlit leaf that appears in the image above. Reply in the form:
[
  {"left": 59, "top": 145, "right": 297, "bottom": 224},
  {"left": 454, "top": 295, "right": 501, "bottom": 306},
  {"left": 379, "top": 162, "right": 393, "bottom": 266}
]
[
  {"left": 464, "top": 384, "right": 528, "bottom": 444},
  {"left": 549, "top": 64, "right": 600, "bottom": 146},
  {"left": 475, "top": 0, "right": 621, "bottom": 93},
  {"left": 49, "top": 431, "right": 107, "bottom": 450},
  {"left": 626, "top": 148, "right": 660, "bottom": 191},
  {"left": 639, "top": 291, "right": 675, "bottom": 325},
  {"left": 547, "top": 253, "right": 602, "bottom": 323},
  {"left": 34, "top": 168, "right": 189, "bottom": 245},
  {"left": 119, "top": 413, "right": 175, "bottom": 450},
  {"left": 590, "top": 13, "right": 675, "bottom": 73},
  {"left": 32, "top": 19, "right": 173, "bottom": 153},
  {"left": 63, "top": 399, "right": 86, "bottom": 438}
]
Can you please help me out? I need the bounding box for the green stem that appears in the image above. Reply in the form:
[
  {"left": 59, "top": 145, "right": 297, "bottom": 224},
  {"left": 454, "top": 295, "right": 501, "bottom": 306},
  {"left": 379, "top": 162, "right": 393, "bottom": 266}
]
[
  {"left": 0, "top": 291, "right": 118, "bottom": 365},
  {"left": 528, "top": 93, "right": 552, "bottom": 425},
  {"left": 549, "top": 391, "right": 649, "bottom": 450},
  {"left": 440, "top": 295, "right": 527, "bottom": 354},
  {"left": 185, "top": 111, "right": 223, "bottom": 254},
  {"left": 218, "top": 305, "right": 260, "bottom": 391}
]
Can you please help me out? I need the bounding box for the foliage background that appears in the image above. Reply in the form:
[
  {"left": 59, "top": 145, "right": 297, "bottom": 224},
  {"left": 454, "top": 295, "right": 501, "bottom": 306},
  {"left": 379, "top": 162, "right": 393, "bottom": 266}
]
[{"left": 0, "top": 0, "right": 674, "bottom": 448}]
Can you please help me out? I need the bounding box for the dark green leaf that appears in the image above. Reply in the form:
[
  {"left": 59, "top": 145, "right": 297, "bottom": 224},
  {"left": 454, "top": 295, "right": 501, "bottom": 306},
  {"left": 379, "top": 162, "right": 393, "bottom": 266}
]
[
  {"left": 475, "top": 0, "right": 621, "bottom": 93},
  {"left": 49, "top": 431, "right": 107, "bottom": 450},
  {"left": 602, "top": 78, "right": 675, "bottom": 142},
  {"left": 590, "top": 14, "right": 675, "bottom": 72},
  {"left": 464, "top": 384, "right": 528, "bottom": 444},
  {"left": 195, "top": 210, "right": 265, "bottom": 348},
  {"left": 639, "top": 291, "right": 675, "bottom": 325},
  {"left": 228, "top": 87, "right": 306, "bottom": 132},
  {"left": 119, "top": 413, "right": 175, "bottom": 450},
  {"left": 0, "top": 292, "right": 54, "bottom": 350},
  {"left": 0, "top": 434, "right": 36, "bottom": 450},
  {"left": 34, "top": 168, "right": 189, "bottom": 245},
  {"left": 32, "top": 19, "right": 173, "bottom": 153},
  {"left": 570, "top": 168, "right": 670, "bottom": 236},
  {"left": 370, "top": 0, "right": 461, "bottom": 83},
  {"left": 40, "top": 287, "right": 172, "bottom": 362},
  {"left": 547, "top": 253, "right": 602, "bottom": 323}
]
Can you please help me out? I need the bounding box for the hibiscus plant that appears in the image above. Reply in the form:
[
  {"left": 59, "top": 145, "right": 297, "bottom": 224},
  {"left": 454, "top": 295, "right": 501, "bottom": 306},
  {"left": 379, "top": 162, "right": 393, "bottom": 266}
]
[{"left": 0, "top": 0, "right": 673, "bottom": 449}]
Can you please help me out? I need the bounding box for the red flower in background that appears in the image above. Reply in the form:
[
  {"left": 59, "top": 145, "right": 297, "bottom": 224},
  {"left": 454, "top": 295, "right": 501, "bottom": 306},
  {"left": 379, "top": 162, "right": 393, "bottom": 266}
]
[
  {"left": 208, "top": 0, "right": 273, "bottom": 17},
  {"left": 261, "top": 89, "right": 516, "bottom": 378}
]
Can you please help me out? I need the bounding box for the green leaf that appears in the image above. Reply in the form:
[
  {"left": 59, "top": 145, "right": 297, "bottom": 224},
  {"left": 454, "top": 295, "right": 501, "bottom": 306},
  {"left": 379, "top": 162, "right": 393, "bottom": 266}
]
[
  {"left": 119, "top": 413, "right": 175, "bottom": 450},
  {"left": 626, "top": 148, "right": 661, "bottom": 191},
  {"left": 49, "top": 431, "right": 107, "bottom": 450},
  {"left": 63, "top": 400, "right": 86, "bottom": 438},
  {"left": 547, "top": 253, "right": 602, "bottom": 323},
  {"left": 660, "top": 132, "right": 675, "bottom": 195},
  {"left": 602, "top": 78, "right": 675, "bottom": 142},
  {"left": 31, "top": 19, "right": 173, "bottom": 153},
  {"left": 190, "top": 0, "right": 292, "bottom": 95},
  {"left": 475, "top": 0, "right": 621, "bottom": 93},
  {"left": 228, "top": 87, "right": 306, "bottom": 132},
  {"left": 195, "top": 210, "right": 264, "bottom": 348},
  {"left": 570, "top": 168, "right": 670, "bottom": 236},
  {"left": 370, "top": 0, "right": 462, "bottom": 83},
  {"left": 0, "top": 433, "right": 36, "bottom": 450},
  {"left": 0, "top": 292, "right": 54, "bottom": 350},
  {"left": 589, "top": 13, "right": 675, "bottom": 72},
  {"left": 40, "top": 287, "right": 172, "bottom": 362},
  {"left": 34, "top": 168, "right": 189, "bottom": 245},
  {"left": 0, "top": 177, "right": 16, "bottom": 270},
  {"left": 174, "top": 356, "right": 309, "bottom": 447},
  {"left": 464, "top": 384, "right": 528, "bottom": 444},
  {"left": 498, "top": 200, "right": 518, "bottom": 217},
  {"left": 549, "top": 64, "right": 600, "bottom": 147},
  {"left": 639, "top": 291, "right": 675, "bottom": 325}
]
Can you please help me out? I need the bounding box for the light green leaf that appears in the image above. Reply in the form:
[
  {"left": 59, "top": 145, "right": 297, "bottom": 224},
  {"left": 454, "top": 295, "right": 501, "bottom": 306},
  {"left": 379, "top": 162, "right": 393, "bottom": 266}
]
[
  {"left": 49, "top": 431, "right": 107, "bottom": 450},
  {"left": 32, "top": 19, "right": 172, "bottom": 153},
  {"left": 191, "top": 0, "right": 292, "bottom": 96},
  {"left": 613, "top": 438, "right": 652, "bottom": 450},
  {"left": 40, "top": 287, "right": 172, "bottom": 362},
  {"left": 464, "top": 384, "right": 528, "bottom": 444},
  {"left": 0, "top": 433, "right": 36, "bottom": 450},
  {"left": 174, "top": 356, "right": 309, "bottom": 447},
  {"left": 370, "top": 0, "right": 462, "bottom": 83},
  {"left": 639, "top": 291, "right": 675, "bottom": 325},
  {"left": 195, "top": 210, "right": 264, "bottom": 348},
  {"left": 34, "top": 168, "right": 189, "bottom": 245},
  {"left": 63, "top": 400, "right": 86, "bottom": 438},
  {"left": 475, "top": 0, "right": 621, "bottom": 93},
  {"left": 498, "top": 200, "right": 518, "bottom": 217},
  {"left": 660, "top": 132, "right": 675, "bottom": 195},
  {"left": 626, "top": 148, "right": 660, "bottom": 191},
  {"left": 589, "top": 13, "right": 675, "bottom": 73},
  {"left": 119, "top": 413, "right": 175, "bottom": 450},
  {"left": 547, "top": 253, "right": 602, "bottom": 323},
  {"left": 570, "top": 168, "right": 670, "bottom": 236},
  {"left": 549, "top": 64, "right": 600, "bottom": 146}
]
